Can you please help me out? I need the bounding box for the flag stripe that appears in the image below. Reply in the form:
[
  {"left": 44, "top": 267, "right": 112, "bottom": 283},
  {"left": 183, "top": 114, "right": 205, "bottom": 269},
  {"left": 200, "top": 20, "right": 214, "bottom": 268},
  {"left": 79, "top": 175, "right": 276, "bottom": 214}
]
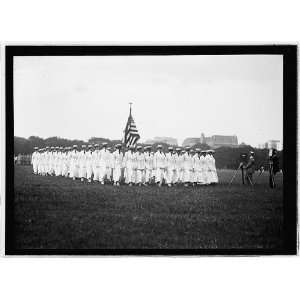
[{"left": 124, "top": 114, "right": 140, "bottom": 148}]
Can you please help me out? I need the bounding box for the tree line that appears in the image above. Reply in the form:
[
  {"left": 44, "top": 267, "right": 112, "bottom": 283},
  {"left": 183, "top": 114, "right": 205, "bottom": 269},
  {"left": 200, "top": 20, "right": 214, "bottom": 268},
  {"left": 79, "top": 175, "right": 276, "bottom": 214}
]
[{"left": 14, "top": 136, "right": 282, "bottom": 170}]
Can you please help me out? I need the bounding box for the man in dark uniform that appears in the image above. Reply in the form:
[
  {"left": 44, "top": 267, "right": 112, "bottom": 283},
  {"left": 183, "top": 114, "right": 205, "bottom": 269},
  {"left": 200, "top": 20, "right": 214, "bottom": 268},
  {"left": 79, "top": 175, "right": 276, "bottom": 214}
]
[
  {"left": 244, "top": 151, "right": 255, "bottom": 185},
  {"left": 239, "top": 153, "right": 248, "bottom": 184},
  {"left": 269, "top": 149, "right": 280, "bottom": 188}
]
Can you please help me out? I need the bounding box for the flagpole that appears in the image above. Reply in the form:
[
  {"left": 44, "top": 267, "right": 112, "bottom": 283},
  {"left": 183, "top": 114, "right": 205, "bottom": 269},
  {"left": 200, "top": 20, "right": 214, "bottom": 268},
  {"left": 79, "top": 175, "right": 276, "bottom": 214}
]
[{"left": 129, "top": 102, "right": 132, "bottom": 117}]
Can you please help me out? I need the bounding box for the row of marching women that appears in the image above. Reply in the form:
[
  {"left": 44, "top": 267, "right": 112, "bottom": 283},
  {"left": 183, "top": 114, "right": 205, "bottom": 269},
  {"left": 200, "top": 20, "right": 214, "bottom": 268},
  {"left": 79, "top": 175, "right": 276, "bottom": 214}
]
[{"left": 31, "top": 143, "right": 218, "bottom": 186}]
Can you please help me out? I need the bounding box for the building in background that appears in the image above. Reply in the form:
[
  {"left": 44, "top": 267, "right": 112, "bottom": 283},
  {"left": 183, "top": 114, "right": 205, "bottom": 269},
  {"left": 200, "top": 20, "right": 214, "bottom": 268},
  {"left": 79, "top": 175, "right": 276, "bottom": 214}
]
[
  {"left": 207, "top": 135, "right": 238, "bottom": 148},
  {"left": 144, "top": 136, "right": 178, "bottom": 146},
  {"left": 182, "top": 133, "right": 238, "bottom": 148},
  {"left": 267, "top": 140, "right": 281, "bottom": 150},
  {"left": 257, "top": 140, "right": 282, "bottom": 150},
  {"left": 182, "top": 137, "right": 202, "bottom": 147}
]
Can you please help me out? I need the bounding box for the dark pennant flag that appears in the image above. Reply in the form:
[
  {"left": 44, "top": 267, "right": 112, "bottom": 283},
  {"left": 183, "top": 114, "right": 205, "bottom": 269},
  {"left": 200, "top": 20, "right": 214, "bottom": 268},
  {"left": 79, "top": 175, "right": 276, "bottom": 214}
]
[{"left": 123, "top": 106, "right": 140, "bottom": 148}]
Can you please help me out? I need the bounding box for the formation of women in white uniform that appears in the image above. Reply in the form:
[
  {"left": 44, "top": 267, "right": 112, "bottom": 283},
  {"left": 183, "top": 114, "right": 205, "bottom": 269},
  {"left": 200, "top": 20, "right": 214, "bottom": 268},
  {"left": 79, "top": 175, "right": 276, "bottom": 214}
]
[{"left": 31, "top": 143, "right": 218, "bottom": 186}]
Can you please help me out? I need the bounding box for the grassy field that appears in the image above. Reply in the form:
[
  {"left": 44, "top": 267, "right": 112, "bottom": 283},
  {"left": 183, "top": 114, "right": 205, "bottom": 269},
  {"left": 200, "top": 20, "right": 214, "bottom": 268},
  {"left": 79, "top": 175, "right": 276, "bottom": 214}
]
[{"left": 13, "top": 166, "right": 283, "bottom": 250}]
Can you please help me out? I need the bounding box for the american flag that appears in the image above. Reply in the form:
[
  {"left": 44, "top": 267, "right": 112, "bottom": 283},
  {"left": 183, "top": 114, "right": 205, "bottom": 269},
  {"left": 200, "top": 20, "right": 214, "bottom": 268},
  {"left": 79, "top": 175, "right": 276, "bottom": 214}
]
[{"left": 123, "top": 106, "right": 140, "bottom": 148}]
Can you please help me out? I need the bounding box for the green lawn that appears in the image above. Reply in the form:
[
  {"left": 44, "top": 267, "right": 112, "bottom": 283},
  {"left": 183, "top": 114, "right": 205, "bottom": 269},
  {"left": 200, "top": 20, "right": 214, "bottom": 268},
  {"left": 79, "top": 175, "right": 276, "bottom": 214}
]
[{"left": 13, "top": 166, "right": 283, "bottom": 250}]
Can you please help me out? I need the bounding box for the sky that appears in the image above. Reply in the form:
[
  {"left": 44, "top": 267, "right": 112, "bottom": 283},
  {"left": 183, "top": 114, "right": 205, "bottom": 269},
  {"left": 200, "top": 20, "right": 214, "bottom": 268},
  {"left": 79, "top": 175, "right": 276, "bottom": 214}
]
[{"left": 14, "top": 55, "right": 283, "bottom": 147}]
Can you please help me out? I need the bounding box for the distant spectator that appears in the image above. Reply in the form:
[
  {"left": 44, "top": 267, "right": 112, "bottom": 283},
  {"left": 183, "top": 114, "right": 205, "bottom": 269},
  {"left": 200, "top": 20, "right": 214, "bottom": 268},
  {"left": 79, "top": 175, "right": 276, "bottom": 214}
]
[{"left": 258, "top": 165, "right": 264, "bottom": 176}]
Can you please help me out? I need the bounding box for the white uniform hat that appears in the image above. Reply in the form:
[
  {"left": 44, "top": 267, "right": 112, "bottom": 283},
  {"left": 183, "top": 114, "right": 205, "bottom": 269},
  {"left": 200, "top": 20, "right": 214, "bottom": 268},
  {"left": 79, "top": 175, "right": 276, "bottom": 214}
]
[
  {"left": 73, "top": 145, "right": 77, "bottom": 148},
  {"left": 136, "top": 145, "right": 142, "bottom": 150},
  {"left": 168, "top": 146, "right": 173, "bottom": 150},
  {"left": 102, "top": 142, "right": 108, "bottom": 146},
  {"left": 157, "top": 145, "right": 162, "bottom": 149}
]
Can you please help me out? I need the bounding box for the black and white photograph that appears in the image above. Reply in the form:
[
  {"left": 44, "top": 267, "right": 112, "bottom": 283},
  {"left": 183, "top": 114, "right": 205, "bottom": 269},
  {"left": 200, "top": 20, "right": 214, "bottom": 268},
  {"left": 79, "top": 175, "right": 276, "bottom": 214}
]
[{"left": 5, "top": 45, "right": 297, "bottom": 255}]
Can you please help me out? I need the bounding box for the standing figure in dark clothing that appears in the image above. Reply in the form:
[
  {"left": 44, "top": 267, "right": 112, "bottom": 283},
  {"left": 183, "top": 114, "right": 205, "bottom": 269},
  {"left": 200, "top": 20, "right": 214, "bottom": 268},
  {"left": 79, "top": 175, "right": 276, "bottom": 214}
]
[
  {"left": 269, "top": 149, "right": 280, "bottom": 188},
  {"left": 245, "top": 151, "right": 255, "bottom": 185}
]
